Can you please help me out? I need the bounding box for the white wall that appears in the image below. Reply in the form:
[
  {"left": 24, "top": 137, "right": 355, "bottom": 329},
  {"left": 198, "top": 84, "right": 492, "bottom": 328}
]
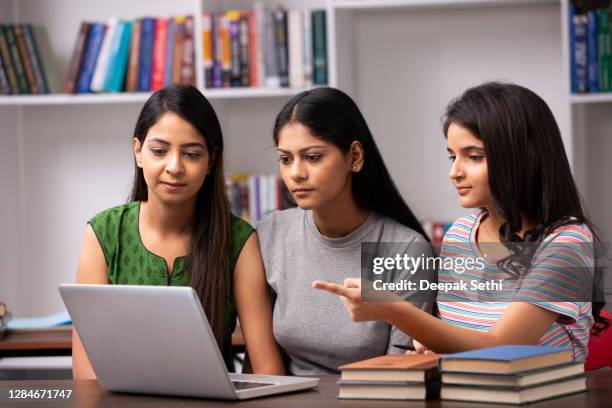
[
  {"left": 345, "top": 2, "right": 566, "bottom": 223},
  {"left": 16, "top": 105, "right": 138, "bottom": 316},
  {"left": 0, "top": 108, "right": 21, "bottom": 313},
  {"left": 583, "top": 105, "right": 612, "bottom": 245},
  {"left": 0, "top": 0, "right": 19, "bottom": 311}
]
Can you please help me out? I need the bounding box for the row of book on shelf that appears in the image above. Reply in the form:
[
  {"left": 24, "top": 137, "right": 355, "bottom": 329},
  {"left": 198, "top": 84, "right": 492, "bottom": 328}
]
[
  {"left": 570, "top": 1, "right": 612, "bottom": 93},
  {"left": 0, "top": 24, "right": 54, "bottom": 95},
  {"left": 202, "top": 5, "right": 327, "bottom": 89},
  {"left": 64, "top": 16, "right": 196, "bottom": 94},
  {"left": 337, "top": 345, "right": 586, "bottom": 404},
  {"left": 225, "top": 174, "right": 294, "bottom": 223}
]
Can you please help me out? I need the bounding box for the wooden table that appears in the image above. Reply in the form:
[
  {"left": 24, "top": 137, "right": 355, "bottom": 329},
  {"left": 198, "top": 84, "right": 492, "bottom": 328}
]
[
  {"left": 0, "top": 372, "right": 610, "bottom": 407},
  {"left": 0, "top": 327, "right": 246, "bottom": 358},
  {"left": 0, "top": 329, "right": 72, "bottom": 358}
]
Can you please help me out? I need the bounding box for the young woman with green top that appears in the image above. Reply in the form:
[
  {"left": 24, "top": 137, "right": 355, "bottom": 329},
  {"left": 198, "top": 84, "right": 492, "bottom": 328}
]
[{"left": 72, "top": 85, "right": 284, "bottom": 380}]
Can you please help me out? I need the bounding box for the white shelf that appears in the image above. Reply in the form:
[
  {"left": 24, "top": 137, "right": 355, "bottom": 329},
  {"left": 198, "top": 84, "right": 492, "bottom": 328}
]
[
  {"left": 570, "top": 93, "right": 612, "bottom": 105},
  {"left": 333, "top": 0, "right": 558, "bottom": 10},
  {"left": 0, "top": 88, "right": 310, "bottom": 106}
]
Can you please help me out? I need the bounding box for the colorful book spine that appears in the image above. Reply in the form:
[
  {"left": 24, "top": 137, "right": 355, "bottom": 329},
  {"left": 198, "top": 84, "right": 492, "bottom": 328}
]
[
  {"left": 587, "top": 10, "right": 599, "bottom": 93},
  {"left": 137, "top": 17, "right": 156, "bottom": 92},
  {"left": 3, "top": 25, "right": 29, "bottom": 94},
  {"left": 106, "top": 21, "right": 133, "bottom": 92},
  {"left": 13, "top": 24, "right": 37, "bottom": 93},
  {"left": 151, "top": 18, "right": 168, "bottom": 91},
  {"left": 0, "top": 27, "right": 19, "bottom": 94},
  {"left": 597, "top": 9, "right": 612, "bottom": 92},
  {"left": 239, "top": 14, "right": 251, "bottom": 86},
  {"left": 90, "top": 18, "right": 117, "bottom": 92},
  {"left": 22, "top": 24, "right": 49, "bottom": 94},
  {"left": 228, "top": 11, "right": 242, "bottom": 87},
  {"left": 30, "top": 26, "right": 57, "bottom": 93},
  {"left": 202, "top": 12, "right": 213, "bottom": 87},
  {"left": 165, "top": 18, "right": 175, "bottom": 86},
  {"left": 220, "top": 13, "right": 231, "bottom": 87},
  {"left": 0, "top": 45, "right": 9, "bottom": 94},
  {"left": 171, "top": 17, "right": 185, "bottom": 85},
  {"left": 126, "top": 19, "right": 141, "bottom": 92},
  {"left": 569, "top": 3, "right": 577, "bottom": 93},
  {"left": 572, "top": 11, "right": 588, "bottom": 93},
  {"left": 76, "top": 22, "right": 106, "bottom": 93},
  {"left": 312, "top": 10, "right": 328, "bottom": 85},
  {"left": 180, "top": 16, "right": 195, "bottom": 85},
  {"left": 288, "top": 9, "right": 304, "bottom": 88},
  {"left": 264, "top": 8, "right": 279, "bottom": 87},
  {"left": 100, "top": 20, "right": 123, "bottom": 91},
  {"left": 274, "top": 8, "right": 289, "bottom": 87},
  {"left": 211, "top": 13, "right": 222, "bottom": 88},
  {"left": 303, "top": 9, "right": 313, "bottom": 87},
  {"left": 246, "top": 11, "right": 259, "bottom": 87}
]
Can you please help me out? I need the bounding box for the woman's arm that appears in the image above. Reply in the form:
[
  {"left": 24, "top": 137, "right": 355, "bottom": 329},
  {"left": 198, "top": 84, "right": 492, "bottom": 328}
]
[
  {"left": 72, "top": 224, "right": 109, "bottom": 380},
  {"left": 313, "top": 279, "right": 558, "bottom": 354},
  {"left": 233, "top": 233, "right": 285, "bottom": 375}
]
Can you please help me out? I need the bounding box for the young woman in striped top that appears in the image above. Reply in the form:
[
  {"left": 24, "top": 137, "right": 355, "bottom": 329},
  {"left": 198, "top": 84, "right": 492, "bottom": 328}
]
[{"left": 314, "top": 82, "right": 607, "bottom": 360}]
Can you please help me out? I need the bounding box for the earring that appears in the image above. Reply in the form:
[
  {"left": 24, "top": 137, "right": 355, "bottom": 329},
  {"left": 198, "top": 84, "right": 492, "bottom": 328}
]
[{"left": 352, "top": 166, "right": 358, "bottom": 172}]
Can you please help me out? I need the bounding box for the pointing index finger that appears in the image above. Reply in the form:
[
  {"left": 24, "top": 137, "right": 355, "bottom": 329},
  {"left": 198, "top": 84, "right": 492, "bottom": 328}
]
[{"left": 312, "top": 280, "right": 351, "bottom": 297}]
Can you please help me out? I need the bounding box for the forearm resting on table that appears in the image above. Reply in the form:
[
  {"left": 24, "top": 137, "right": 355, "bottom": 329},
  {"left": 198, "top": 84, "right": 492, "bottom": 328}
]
[{"left": 383, "top": 302, "right": 556, "bottom": 354}]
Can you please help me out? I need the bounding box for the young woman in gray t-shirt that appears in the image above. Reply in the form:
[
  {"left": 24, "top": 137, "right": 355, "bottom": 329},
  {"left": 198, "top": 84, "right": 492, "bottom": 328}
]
[{"left": 256, "top": 87, "right": 435, "bottom": 375}]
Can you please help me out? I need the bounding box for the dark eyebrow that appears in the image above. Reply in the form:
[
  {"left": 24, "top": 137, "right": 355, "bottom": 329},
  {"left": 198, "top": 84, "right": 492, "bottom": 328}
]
[
  {"left": 460, "top": 145, "right": 485, "bottom": 153},
  {"left": 148, "top": 138, "right": 206, "bottom": 149},
  {"left": 277, "top": 145, "right": 327, "bottom": 154}
]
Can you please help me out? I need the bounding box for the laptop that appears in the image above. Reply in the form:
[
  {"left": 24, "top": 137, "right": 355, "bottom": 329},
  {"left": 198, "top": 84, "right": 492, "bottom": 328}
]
[{"left": 59, "top": 284, "right": 318, "bottom": 399}]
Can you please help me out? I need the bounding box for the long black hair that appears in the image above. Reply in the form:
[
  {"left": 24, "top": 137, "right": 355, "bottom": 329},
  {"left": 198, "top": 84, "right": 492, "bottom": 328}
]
[
  {"left": 273, "top": 86, "right": 429, "bottom": 240},
  {"left": 130, "top": 84, "right": 231, "bottom": 346},
  {"left": 443, "top": 81, "right": 608, "bottom": 334}
]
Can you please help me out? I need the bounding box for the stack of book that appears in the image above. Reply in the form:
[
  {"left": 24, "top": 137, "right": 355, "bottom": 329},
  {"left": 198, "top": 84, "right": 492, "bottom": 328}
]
[
  {"left": 337, "top": 354, "right": 441, "bottom": 400},
  {"left": 65, "top": 16, "right": 195, "bottom": 94},
  {"left": 440, "top": 345, "right": 586, "bottom": 404},
  {"left": 570, "top": 2, "right": 612, "bottom": 93},
  {"left": 0, "top": 302, "right": 12, "bottom": 339},
  {"left": 225, "top": 173, "right": 294, "bottom": 223},
  {"left": 0, "top": 24, "right": 53, "bottom": 94},
  {"left": 202, "top": 4, "right": 327, "bottom": 89}
]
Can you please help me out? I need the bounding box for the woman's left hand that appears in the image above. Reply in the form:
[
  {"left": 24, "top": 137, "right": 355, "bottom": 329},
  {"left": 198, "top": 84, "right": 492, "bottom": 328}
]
[{"left": 312, "top": 278, "right": 391, "bottom": 322}]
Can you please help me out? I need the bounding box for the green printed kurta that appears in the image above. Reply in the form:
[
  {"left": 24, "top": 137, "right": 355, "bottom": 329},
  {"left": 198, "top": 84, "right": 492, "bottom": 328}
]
[{"left": 89, "top": 201, "right": 253, "bottom": 369}]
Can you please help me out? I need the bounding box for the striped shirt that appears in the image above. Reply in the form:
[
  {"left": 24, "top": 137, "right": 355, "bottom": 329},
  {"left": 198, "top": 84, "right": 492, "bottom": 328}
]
[{"left": 437, "top": 209, "right": 594, "bottom": 361}]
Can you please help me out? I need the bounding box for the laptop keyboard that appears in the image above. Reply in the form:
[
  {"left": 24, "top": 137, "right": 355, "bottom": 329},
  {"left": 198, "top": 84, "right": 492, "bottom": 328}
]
[{"left": 232, "top": 380, "right": 275, "bottom": 390}]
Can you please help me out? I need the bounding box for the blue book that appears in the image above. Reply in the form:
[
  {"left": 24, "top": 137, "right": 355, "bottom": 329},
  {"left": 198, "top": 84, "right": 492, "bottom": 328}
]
[
  {"left": 165, "top": 18, "right": 175, "bottom": 86},
  {"left": 101, "top": 21, "right": 124, "bottom": 92},
  {"left": 76, "top": 22, "right": 106, "bottom": 93},
  {"left": 440, "top": 345, "right": 573, "bottom": 374},
  {"left": 573, "top": 12, "right": 589, "bottom": 93},
  {"left": 569, "top": 4, "right": 577, "bottom": 93},
  {"left": 211, "top": 14, "right": 222, "bottom": 88},
  {"left": 104, "top": 21, "right": 133, "bottom": 92},
  {"left": 137, "top": 17, "right": 156, "bottom": 92},
  {"left": 7, "top": 310, "right": 71, "bottom": 330},
  {"left": 587, "top": 10, "right": 599, "bottom": 93}
]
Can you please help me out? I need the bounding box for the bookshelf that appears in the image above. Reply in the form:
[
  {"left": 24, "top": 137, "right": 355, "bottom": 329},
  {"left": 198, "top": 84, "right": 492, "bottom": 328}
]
[
  {"left": 333, "top": 0, "right": 559, "bottom": 10},
  {"left": 570, "top": 93, "right": 612, "bottom": 104},
  {"left": 0, "top": 88, "right": 312, "bottom": 105},
  {"left": 1, "top": 0, "right": 611, "bottom": 317}
]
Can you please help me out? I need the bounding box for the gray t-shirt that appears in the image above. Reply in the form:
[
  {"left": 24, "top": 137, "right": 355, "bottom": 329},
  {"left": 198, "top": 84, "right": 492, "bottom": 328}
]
[{"left": 257, "top": 208, "right": 434, "bottom": 375}]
